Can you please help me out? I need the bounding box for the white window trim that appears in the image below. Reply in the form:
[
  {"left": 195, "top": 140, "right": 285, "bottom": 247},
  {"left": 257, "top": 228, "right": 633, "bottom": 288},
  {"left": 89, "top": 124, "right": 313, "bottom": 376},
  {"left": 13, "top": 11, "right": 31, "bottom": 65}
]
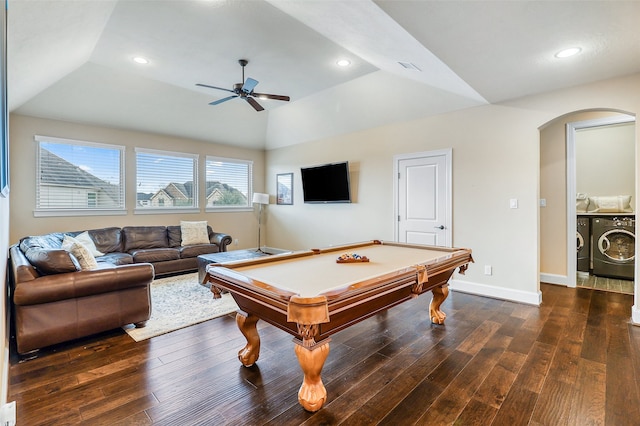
[
  {"left": 134, "top": 208, "right": 200, "bottom": 215},
  {"left": 205, "top": 155, "right": 253, "bottom": 212},
  {"left": 34, "top": 135, "right": 126, "bottom": 216}
]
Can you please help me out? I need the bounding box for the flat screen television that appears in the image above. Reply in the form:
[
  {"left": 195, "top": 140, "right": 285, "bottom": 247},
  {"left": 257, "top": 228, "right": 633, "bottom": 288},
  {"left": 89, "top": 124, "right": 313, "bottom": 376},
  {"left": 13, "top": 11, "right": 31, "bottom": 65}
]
[{"left": 301, "top": 161, "right": 351, "bottom": 203}]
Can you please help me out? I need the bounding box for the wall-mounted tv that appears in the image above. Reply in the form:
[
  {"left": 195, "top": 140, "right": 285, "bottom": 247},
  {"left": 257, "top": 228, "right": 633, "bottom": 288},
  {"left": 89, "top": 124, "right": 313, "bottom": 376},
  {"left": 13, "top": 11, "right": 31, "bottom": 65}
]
[{"left": 301, "top": 161, "right": 351, "bottom": 203}]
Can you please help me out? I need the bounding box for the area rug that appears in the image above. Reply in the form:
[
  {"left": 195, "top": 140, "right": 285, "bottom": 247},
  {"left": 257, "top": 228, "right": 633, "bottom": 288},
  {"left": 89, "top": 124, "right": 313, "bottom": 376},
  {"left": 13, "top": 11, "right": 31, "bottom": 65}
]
[{"left": 123, "top": 272, "right": 238, "bottom": 342}]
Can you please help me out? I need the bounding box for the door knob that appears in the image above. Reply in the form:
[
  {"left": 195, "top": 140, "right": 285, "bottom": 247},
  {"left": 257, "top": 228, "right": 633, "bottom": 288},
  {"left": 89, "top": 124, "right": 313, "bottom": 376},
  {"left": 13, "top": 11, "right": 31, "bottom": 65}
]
[{"left": 434, "top": 225, "right": 445, "bottom": 230}]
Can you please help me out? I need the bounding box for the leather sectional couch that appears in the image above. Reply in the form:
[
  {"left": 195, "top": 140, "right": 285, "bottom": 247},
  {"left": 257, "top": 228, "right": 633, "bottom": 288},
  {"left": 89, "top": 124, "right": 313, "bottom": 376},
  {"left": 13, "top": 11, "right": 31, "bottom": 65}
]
[{"left": 9, "top": 224, "right": 232, "bottom": 354}]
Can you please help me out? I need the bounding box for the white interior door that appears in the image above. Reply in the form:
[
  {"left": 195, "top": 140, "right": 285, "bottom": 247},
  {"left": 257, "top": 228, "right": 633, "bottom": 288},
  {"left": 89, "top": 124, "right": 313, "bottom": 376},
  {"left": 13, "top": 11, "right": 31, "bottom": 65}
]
[{"left": 394, "top": 149, "right": 452, "bottom": 247}]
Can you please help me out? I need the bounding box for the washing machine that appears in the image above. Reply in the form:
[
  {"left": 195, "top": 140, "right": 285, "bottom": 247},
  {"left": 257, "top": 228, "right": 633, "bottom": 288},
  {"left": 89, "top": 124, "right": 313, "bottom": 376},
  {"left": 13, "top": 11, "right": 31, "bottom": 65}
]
[
  {"left": 577, "top": 216, "right": 590, "bottom": 272},
  {"left": 592, "top": 216, "right": 635, "bottom": 280}
]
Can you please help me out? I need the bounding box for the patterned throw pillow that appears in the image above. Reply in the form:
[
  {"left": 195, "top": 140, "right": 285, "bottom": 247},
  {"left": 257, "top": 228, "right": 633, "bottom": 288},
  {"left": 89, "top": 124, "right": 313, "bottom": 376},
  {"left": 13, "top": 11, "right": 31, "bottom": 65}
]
[
  {"left": 61, "top": 235, "right": 99, "bottom": 270},
  {"left": 180, "top": 221, "right": 210, "bottom": 246},
  {"left": 74, "top": 231, "right": 104, "bottom": 257}
]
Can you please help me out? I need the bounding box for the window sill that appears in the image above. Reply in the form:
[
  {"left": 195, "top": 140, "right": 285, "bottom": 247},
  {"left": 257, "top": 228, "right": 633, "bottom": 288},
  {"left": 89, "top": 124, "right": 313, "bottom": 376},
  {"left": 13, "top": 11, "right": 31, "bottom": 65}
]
[
  {"left": 33, "top": 209, "right": 127, "bottom": 217},
  {"left": 205, "top": 207, "right": 253, "bottom": 213},
  {"left": 134, "top": 208, "right": 200, "bottom": 215}
]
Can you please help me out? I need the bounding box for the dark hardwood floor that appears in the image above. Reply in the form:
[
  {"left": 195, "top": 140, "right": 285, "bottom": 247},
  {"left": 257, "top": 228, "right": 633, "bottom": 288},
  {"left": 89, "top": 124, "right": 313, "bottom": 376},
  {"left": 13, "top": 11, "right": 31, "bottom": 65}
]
[{"left": 9, "top": 283, "right": 640, "bottom": 425}]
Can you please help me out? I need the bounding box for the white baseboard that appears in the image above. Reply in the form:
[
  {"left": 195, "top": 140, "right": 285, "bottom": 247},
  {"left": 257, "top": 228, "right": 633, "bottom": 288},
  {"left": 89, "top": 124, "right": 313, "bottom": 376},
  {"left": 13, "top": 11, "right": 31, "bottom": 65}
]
[
  {"left": 539, "top": 272, "right": 569, "bottom": 286},
  {"left": 632, "top": 305, "right": 640, "bottom": 326},
  {"left": 449, "top": 279, "right": 542, "bottom": 306}
]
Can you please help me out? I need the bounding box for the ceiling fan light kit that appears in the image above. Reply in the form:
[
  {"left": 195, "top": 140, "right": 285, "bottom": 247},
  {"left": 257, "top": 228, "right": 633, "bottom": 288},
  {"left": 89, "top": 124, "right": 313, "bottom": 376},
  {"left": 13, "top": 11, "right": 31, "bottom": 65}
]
[{"left": 196, "top": 59, "right": 290, "bottom": 112}]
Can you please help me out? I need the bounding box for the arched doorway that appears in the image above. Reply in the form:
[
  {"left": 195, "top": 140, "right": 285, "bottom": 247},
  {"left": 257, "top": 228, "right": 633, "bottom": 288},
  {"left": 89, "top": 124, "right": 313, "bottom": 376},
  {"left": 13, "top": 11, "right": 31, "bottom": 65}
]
[{"left": 540, "top": 109, "right": 637, "bottom": 296}]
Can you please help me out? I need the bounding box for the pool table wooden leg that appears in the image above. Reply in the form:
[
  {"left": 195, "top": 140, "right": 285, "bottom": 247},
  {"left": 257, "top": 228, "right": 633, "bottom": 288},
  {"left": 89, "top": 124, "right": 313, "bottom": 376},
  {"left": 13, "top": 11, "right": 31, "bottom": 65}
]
[
  {"left": 429, "top": 285, "right": 449, "bottom": 324},
  {"left": 294, "top": 340, "right": 330, "bottom": 412},
  {"left": 236, "top": 311, "right": 260, "bottom": 367},
  {"left": 210, "top": 285, "right": 222, "bottom": 299}
]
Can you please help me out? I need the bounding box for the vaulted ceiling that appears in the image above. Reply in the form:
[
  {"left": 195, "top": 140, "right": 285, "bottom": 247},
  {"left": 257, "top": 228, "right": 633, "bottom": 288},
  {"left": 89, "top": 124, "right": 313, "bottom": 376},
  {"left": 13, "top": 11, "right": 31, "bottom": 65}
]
[{"left": 8, "top": 1, "right": 640, "bottom": 150}]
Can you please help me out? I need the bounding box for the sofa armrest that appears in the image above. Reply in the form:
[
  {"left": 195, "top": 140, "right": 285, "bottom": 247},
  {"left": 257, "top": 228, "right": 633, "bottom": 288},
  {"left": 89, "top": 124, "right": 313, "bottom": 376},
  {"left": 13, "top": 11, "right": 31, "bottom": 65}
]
[
  {"left": 210, "top": 232, "right": 232, "bottom": 252},
  {"left": 13, "top": 263, "right": 154, "bottom": 306},
  {"left": 9, "top": 245, "right": 39, "bottom": 284}
]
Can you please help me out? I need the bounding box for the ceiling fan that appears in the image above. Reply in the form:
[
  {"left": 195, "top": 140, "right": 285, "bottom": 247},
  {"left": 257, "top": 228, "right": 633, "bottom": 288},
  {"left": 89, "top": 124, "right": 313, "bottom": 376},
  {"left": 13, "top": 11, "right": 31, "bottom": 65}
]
[{"left": 196, "top": 59, "right": 290, "bottom": 112}]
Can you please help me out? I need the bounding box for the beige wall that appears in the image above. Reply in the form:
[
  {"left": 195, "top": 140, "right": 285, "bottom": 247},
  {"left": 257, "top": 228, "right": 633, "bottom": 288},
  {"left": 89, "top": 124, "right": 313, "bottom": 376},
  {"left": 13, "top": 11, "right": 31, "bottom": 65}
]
[
  {"left": 266, "top": 73, "right": 640, "bottom": 302},
  {"left": 267, "top": 103, "right": 544, "bottom": 294},
  {"left": 9, "top": 114, "right": 266, "bottom": 247}
]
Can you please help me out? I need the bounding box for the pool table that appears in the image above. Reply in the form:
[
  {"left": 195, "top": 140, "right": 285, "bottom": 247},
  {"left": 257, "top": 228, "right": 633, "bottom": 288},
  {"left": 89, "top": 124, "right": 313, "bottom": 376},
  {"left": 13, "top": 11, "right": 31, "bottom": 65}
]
[{"left": 205, "top": 240, "right": 473, "bottom": 412}]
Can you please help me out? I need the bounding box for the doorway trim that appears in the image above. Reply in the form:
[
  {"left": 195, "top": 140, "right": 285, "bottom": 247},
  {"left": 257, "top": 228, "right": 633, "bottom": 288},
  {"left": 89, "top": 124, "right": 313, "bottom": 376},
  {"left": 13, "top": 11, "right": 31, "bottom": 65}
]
[
  {"left": 566, "top": 114, "right": 636, "bottom": 287},
  {"left": 393, "top": 148, "right": 452, "bottom": 245}
]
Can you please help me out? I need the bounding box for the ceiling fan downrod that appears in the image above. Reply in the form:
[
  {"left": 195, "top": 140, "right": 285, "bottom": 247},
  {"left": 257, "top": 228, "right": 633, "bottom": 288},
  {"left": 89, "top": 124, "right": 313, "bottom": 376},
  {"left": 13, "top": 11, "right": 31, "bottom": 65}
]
[{"left": 239, "top": 59, "right": 248, "bottom": 85}]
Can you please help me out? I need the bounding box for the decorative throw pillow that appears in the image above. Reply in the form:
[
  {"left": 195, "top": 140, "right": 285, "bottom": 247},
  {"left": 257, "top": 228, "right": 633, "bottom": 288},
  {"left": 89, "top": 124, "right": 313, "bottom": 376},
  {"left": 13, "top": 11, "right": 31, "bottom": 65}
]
[
  {"left": 180, "top": 221, "right": 210, "bottom": 246},
  {"left": 24, "top": 249, "right": 80, "bottom": 275},
  {"left": 61, "top": 235, "right": 99, "bottom": 270},
  {"left": 74, "top": 231, "right": 104, "bottom": 257},
  {"left": 588, "top": 195, "right": 633, "bottom": 213}
]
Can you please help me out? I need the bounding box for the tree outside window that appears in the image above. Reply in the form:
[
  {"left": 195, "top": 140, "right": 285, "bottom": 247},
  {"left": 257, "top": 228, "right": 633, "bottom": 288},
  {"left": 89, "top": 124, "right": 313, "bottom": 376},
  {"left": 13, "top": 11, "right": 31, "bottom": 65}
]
[{"left": 205, "top": 156, "right": 252, "bottom": 210}]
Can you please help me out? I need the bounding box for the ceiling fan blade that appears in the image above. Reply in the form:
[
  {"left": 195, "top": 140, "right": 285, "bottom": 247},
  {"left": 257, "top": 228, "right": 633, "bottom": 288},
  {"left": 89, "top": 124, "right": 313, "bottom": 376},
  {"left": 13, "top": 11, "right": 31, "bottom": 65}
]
[
  {"left": 252, "top": 92, "right": 290, "bottom": 102},
  {"left": 246, "top": 97, "right": 264, "bottom": 112},
  {"left": 209, "top": 95, "right": 237, "bottom": 105},
  {"left": 196, "top": 83, "right": 235, "bottom": 93},
  {"left": 242, "top": 78, "right": 259, "bottom": 94}
]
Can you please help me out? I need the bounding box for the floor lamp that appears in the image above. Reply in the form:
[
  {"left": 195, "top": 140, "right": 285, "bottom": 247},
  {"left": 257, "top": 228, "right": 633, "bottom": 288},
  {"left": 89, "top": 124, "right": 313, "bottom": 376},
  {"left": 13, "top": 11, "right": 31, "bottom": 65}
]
[{"left": 252, "top": 192, "right": 269, "bottom": 253}]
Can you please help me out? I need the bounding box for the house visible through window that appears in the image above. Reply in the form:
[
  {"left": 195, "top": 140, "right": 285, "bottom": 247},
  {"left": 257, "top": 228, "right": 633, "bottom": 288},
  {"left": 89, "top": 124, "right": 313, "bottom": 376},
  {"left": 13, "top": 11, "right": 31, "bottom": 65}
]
[
  {"left": 35, "top": 135, "right": 125, "bottom": 215},
  {"left": 87, "top": 192, "right": 97, "bottom": 207},
  {"left": 205, "top": 156, "right": 252, "bottom": 210},
  {"left": 136, "top": 148, "right": 198, "bottom": 211}
]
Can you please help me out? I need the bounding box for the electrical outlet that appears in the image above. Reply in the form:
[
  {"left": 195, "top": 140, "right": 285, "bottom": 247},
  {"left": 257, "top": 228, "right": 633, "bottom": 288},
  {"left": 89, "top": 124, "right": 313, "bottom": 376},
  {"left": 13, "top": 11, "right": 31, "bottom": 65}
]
[
  {"left": 484, "top": 265, "right": 492, "bottom": 276},
  {"left": 1, "top": 401, "right": 16, "bottom": 426},
  {"left": 234, "top": 238, "right": 239, "bottom": 246}
]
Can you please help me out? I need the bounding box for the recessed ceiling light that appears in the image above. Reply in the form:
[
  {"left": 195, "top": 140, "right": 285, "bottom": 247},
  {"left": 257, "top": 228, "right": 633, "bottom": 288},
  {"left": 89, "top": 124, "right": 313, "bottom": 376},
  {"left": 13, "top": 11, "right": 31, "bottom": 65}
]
[
  {"left": 133, "top": 56, "right": 149, "bottom": 64},
  {"left": 555, "top": 47, "right": 581, "bottom": 58},
  {"left": 336, "top": 59, "right": 351, "bottom": 67}
]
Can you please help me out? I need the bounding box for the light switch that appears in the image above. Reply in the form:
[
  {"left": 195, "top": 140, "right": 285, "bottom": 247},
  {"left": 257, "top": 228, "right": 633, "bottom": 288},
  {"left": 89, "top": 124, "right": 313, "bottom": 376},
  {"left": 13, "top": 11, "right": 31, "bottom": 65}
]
[
  {"left": 510, "top": 198, "right": 518, "bottom": 209},
  {"left": 540, "top": 198, "right": 547, "bottom": 207}
]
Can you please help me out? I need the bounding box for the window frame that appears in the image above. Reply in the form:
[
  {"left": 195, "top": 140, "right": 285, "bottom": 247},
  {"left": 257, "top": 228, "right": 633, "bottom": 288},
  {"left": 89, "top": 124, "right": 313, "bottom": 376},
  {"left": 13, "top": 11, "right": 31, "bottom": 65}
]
[
  {"left": 205, "top": 155, "right": 253, "bottom": 212},
  {"left": 135, "top": 147, "right": 200, "bottom": 214},
  {"left": 34, "top": 135, "right": 126, "bottom": 217}
]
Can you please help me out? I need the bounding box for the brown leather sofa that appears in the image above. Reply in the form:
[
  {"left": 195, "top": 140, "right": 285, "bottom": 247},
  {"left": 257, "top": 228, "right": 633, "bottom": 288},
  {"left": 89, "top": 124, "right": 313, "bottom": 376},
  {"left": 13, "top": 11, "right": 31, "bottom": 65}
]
[
  {"left": 74, "top": 225, "right": 233, "bottom": 276},
  {"left": 9, "top": 225, "right": 232, "bottom": 354}
]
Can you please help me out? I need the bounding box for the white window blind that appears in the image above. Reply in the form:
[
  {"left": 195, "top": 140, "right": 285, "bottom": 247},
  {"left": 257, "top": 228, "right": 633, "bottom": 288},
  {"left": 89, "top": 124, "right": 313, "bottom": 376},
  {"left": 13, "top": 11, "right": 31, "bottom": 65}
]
[
  {"left": 35, "top": 135, "right": 125, "bottom": 214},
  {"left": 136, "top": 148, "right": 198, "bottom": 210},
  {"left": 205, "top": 156, "right": 252, "bottom": 209}
]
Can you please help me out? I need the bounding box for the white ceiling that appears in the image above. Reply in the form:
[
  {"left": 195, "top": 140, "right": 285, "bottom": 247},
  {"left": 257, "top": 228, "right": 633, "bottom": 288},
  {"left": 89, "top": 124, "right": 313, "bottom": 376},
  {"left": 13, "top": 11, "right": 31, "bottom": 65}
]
[{"left": 8, "top": 0, "right": 640, "bottom": 150}]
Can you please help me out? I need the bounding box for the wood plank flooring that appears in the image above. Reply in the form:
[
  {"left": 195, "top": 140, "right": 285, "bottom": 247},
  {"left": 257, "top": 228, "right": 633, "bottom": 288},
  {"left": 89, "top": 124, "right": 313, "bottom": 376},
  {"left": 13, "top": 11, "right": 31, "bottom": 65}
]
[
  {"left": 576, "top": 272, "right": 634, "bottom": 295},
  {"left": 8, "top": 283, "right": 640, "bottom": 425}
]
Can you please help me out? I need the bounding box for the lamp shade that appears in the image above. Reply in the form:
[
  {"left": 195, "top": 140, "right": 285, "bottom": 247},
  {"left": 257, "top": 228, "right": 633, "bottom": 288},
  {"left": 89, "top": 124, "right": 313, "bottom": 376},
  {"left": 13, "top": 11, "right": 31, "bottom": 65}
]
[{"left": 252, "top": 192, "right": 269, "bottom": 205}]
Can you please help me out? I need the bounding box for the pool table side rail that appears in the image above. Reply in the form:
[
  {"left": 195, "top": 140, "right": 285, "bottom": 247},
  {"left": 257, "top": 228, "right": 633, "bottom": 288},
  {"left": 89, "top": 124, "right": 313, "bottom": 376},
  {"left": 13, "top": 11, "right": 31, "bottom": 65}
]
[
  {"left": 313, "top": 239, "right": 467, "bottom": 254},
  {"left": 207, "top": 266, "right": 300, "bottom": 335},
  {"left": 204, "top": 249, "right": 315, "bottom": 270},
  {"left": 206, "top": 243, "right": 472, "bottom": 305}
]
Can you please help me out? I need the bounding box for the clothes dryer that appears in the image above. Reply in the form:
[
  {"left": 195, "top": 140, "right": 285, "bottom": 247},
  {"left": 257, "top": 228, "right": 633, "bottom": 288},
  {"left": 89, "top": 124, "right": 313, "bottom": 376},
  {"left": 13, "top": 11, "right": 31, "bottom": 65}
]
[
  {"left": 577, "top": 216, "right": 590, "bottom": 272},
  {"left": 592, "top": 216, "right": 635, "bottom": 280}
]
